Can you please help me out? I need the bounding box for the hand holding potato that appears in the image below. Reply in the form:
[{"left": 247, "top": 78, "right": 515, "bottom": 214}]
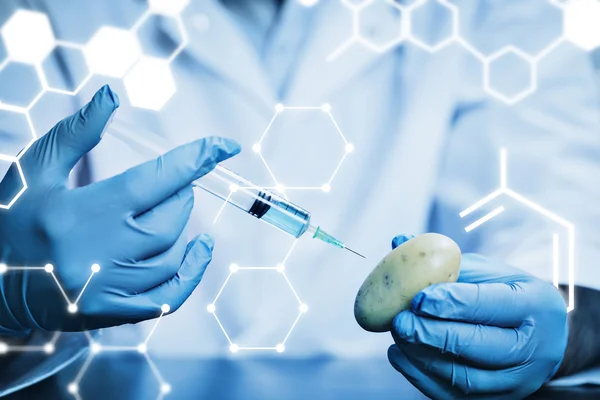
[{"left": 386, "top": 235, "right": 568, "bottom": 400}]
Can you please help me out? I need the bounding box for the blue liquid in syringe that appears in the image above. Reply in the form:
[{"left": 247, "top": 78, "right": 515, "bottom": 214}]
[{"left": 247, "top": 192, "right": 310, "bottom": 238}]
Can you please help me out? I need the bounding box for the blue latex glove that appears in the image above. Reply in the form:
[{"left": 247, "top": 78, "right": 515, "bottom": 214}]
[
  {"left": 0, "top": 85, "right": 240, "bottom": 333},
  {"left": 387, "top": 234, "right": 568, "bottom": 399}
]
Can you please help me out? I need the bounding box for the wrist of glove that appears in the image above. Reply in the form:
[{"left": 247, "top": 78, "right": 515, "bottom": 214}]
[{"left": 387, "top": 235, "right": 568, "bottom": 400}]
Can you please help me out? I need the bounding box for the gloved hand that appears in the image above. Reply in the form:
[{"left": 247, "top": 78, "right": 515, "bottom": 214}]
[
  {"left": 387, "top": 234, "right": 568, "bottom": 400},
  {"left": 0, "top": 85, "right": 240, "bottom": 333}
]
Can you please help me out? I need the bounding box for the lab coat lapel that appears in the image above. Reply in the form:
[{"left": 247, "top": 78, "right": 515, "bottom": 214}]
[
  {"left": 162, "top": 0, "right": 278, "bottom": 112},
  {"left": 285, "top": 1, "right": 396, "bottom": 103}
]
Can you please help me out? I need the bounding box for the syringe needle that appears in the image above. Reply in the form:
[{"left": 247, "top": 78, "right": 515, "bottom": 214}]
[{"left": 344, "top": 246, "right": 366, "bottom": 259}]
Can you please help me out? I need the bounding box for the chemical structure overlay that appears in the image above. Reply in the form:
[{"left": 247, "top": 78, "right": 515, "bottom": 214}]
[
  {"left": 206, "top": 240, "right": 307, "bottom": 353},
  {"left": 68, "top": 304, "right": 172, "bottom": 400},
  {"left": 0, "top": 1, "right": 190, "bottom": 209},
  {"left": 459, "top": 148, "right": 575, "bottom": 312},
  {"left": 328, "top": 0, "right": 600, "bottom": 105},
  {"left": 253, "top": 103, "right": 354, "bottom": 193},
  {"left": 211, "top": 103, "right": 354, "bottom": 226},
  {"left": 0, "top": 262, "right": 99, "bottom": 353}
]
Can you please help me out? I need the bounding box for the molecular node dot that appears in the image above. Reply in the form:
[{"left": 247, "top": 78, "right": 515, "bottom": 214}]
[
  {"left": 67, "top": 383, "right": 78, "bottom": 394},
  {"left": 161, "top": 383, "right": 172, "bottom": 394},
  {"left": 90, "top": 342, "right": 102, "bottom": 354}
]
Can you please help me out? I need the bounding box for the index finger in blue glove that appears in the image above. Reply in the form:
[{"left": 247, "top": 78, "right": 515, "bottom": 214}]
[
  {"left": 412, "top": 253, "right": 564, "bottom": 328},
  {"left": 412, "top": 281, "right": 535, "bottom": 328},
  {"left": 456, "top": 253, "right": 534, "bottom": 284},
  {"left": 392, "top": 310, "right": 534, "bottom": 368},
  {"left": 102, "top": 136, "right": 240, "bottom": 215}
]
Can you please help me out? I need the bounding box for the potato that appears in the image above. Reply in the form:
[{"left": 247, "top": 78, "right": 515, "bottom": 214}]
[{"left": 354, "top": 233, "right": 461, "bottom": 332}]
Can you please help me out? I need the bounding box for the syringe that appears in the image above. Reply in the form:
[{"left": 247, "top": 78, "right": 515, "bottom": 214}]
[{"left": 106, "top": 119, "right": 365, "bottom": 259}]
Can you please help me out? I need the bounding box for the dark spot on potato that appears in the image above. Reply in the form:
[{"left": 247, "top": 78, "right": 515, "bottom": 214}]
[
  {"left": 419, "top": 251, "right": 426, "bottom": 257},
  {"left": 401, "top": 253, "right": 408, "bottom": 262}
]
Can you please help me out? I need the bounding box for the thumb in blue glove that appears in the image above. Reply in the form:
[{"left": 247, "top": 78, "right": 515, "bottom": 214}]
[
  {"left": 386, "top": 234, "right": 567, "bottom": 400},
  {"left": 0, "top": 85, "right": 240, "bottom": 333}
]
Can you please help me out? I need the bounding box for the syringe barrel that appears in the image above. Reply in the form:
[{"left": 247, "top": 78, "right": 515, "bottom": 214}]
[
  {"left": 194, "top": 166, "right": 311, "bottom": 238},
  {"left": 106, "top": 121, "right": 312, "bottom": 238},
  {"left": 193, "top": 166, "right": 256, "bottom": 213}
]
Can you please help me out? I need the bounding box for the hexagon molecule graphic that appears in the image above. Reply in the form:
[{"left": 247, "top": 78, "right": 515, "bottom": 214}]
[
  {"left": 485, "top": 48, "right": 535, "bottom": 104},
  {"left": 67, "top": 305, "right": 170, "bottom": 400},
  {"left": 0, "top": 62, "right": 43, "bottom": 107},
  {"left": 84, "top": 27, "right": 142, "bottom": 78},
  {"left": 42, "top": 46, "right": 91, "bottom": 94},
  {"left": 409, "top": 0, "right": 457, "bottom": 53},
  {"left": 148, "top": 0, "right": 190, "bottom": 16},
  {"left": 2, "top": 10, "right": 55, "bottom": 64},
  {"left": 207, "top": 261, "right": 307, "bottom": 353},
  {"left": 564, "top": 0, "right": 600, "bottom": 51},
  {"left": 357, "top": 0, "right": 406, "bottom": 53},
  {"left": 253, "top": 104, "right": 354, "bottom": 191},
  {"left": 124, "top": 57, "right": 176, "bottom": 110},
  {"left": 1, "top": 10, "right": 55, "bottom": 64}
]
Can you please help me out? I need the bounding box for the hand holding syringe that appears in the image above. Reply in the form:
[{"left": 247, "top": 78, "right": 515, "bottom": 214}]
[{"left": 107, "top": 119, "right": 365, "bottom": 258}]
